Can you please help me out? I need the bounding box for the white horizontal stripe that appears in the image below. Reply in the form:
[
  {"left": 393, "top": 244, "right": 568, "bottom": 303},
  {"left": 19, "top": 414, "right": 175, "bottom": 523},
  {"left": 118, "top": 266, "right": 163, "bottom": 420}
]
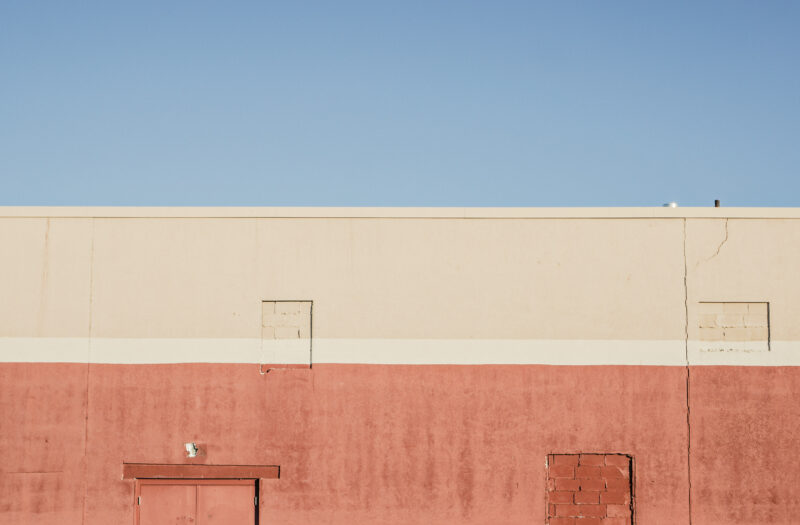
[
  {"left": 313, "top": 339, "right": 686, "bottom": 366},
  {"left": 687, "top": 340, "right": 800, "bottom": 366},
  {"left": 1, "top": 337, "right": 799, "bottom": 366},
  {"left": 91, "top": 338, "right": 262, "bottom": 364},
  {"left": 0, "top": 338, "right": 91, "bottom": 363}
]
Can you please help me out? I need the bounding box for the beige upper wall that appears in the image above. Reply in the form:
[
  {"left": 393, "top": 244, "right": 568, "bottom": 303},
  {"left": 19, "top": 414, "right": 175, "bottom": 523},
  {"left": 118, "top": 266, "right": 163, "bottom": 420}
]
[
  {"left": 253, "top": 218, "right": 683, "bottom": 340},
  {"left": 0, "top": 218, "right": 93, "bottom": 337},
  {"left": 1, "top": 209, "right": 798, "bottom": 341}
]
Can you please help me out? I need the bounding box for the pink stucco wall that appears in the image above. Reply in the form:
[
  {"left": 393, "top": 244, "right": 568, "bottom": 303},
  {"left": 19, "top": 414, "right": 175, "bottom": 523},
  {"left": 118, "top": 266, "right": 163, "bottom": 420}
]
[{"left": 5, "top": 362, "right": 794, "bottom": 524}]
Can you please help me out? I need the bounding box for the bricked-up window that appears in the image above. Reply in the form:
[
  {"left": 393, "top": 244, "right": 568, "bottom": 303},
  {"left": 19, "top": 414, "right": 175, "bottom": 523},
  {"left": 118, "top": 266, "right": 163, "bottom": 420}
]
[
  {"left": 698, "top": 301, "right": 769, "bottom": 352},
  {"left": 261, "top": 300, "right": 312, "bottom": 367},
  {"left": 546, "top": 454, "right": 633, "bottom": 525}
]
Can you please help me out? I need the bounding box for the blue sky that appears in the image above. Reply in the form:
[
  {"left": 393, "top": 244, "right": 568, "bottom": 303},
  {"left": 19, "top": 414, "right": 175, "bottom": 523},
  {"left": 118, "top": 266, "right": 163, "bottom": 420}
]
[{"left": 1, "top": 1, "right": 798, "bottom": 206}]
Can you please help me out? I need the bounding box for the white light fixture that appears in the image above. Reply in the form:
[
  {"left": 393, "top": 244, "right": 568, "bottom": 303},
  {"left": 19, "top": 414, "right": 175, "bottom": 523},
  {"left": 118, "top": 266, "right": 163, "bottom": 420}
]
[
  {"left": 184, "top": 442, "right": 199, "bottom": 458},
  {"left": 663, "top": 202, "right": 678, "bottom": 208}
]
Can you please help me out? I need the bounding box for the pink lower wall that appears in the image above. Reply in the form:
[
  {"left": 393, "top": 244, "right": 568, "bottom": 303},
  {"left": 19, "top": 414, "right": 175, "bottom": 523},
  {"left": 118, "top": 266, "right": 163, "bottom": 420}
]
[
  {"left": 1, "top": 363, "right": 796, "bottom": 524},
  {"left": 689, "top": 367, "right": 800, "bottom": 524}
]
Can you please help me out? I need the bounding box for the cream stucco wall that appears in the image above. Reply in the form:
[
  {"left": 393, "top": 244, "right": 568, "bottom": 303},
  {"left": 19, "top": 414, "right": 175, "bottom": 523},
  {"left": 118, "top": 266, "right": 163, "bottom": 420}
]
[{"left": 1, "top": 208, "right": 798, "bottom": 365}]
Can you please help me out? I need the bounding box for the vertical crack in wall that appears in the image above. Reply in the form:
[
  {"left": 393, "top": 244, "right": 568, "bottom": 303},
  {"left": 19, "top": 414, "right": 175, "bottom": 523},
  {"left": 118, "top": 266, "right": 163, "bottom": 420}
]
[
  {"left": 82, "top": 219, "right": 95, "bottom": 525},
  {"left": 683, "top": 218, "right": 693, "bottom": 525}
]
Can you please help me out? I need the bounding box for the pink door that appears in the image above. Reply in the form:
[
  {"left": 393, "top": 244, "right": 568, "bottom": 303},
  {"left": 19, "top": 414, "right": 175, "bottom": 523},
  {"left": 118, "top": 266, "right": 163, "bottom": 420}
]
[
  {"left": 198, "top": 484, "right": 255, "bottom": 524},
  {"left": 136, "top": 480, "right": 256, "bottom": 525},
  {"left": 138, "top": 483, "right": 196, "bottom": 525}
]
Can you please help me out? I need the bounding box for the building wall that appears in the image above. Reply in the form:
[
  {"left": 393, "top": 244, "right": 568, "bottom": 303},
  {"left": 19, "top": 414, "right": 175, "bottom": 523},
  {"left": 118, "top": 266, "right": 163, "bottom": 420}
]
[{"left": 1, "top": 208, "right": 799, "bottom": 524}]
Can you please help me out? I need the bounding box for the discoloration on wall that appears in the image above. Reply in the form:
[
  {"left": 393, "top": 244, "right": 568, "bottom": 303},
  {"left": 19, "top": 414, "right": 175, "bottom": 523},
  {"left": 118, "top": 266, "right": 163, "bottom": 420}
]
[{"left": 0, "top": 364, "right": 87, "bottom": 524}]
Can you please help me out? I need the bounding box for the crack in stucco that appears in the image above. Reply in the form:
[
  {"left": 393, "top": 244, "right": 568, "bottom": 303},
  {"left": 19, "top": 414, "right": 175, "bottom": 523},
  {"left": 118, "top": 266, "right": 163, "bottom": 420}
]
[
  {"left": 702, "top": 218, "right": 729, "bottom": 264},
  {"left": 684, "top": 219, "right": 689, "bottom": 367},
  {"left": 683, "top": 219, "right": 693, "bottom": 525},
  {"left": 82, "top": 219, "right": 95, "bottom": 525}
]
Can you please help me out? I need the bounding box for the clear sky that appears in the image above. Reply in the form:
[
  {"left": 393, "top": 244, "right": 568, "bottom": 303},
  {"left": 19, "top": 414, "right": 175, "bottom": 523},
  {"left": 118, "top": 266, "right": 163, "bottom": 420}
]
[{"left": 1, "top": 1, "right": 798, "bottom": 206}]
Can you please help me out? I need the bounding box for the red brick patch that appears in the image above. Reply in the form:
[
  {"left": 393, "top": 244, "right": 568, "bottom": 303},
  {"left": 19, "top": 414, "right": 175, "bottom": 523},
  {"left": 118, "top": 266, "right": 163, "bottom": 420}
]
[
  {"left": 547, "top": 454, "right": 633, "bottom": 525},
  {"left": 577, "top": 504, "right": 606, "bottom": 517},
  {"left": 574, "top": 491, "right": 600, "bottom": 504},
  {"left": 606, "top": 504, "right": 632, "bottom": 518},
  {"left": 579, "top": 454, "right": 605, "bottom": 466},
  {"left": 580, "top": 479, "right": 605, "bottom": 491},
  {"left": 551, "top": 465, "right": 576, "bottom": 478},
  {"left": 600, "top": 491, "right": 629, "bottom": 505},
  {"left": 550, "top": 491, "right": 575, "bottom": 504},
  {"left": 555, "top": 479, "right": 581, "bottom": 491},
  {"left": 576, "top": 466, "right": 602, "bottom": 478},
  {"left": 600, "top": 466, "right": 626, "bottom": 479},
  {"left": 556, "top": 504, "right": 582, "bottom": 517},
  {"left": 605, "top": 478, "right": 630, "bottom": 491}
]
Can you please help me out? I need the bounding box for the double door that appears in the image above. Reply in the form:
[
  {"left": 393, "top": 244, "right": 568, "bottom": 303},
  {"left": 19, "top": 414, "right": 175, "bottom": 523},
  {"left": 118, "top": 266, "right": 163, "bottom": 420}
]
[{"left": 135, "top": 479, "right": 257, "bottom": 525}]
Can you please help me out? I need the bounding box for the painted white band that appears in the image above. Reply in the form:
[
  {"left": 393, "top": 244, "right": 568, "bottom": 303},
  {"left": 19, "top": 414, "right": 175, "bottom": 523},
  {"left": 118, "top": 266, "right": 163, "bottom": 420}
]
[
  {"left": 686, "top": 341, "right": 793, "bottom": 366},
  {"left": 314, "top": 339, "right": 685, "bottom": 366},
  {"left": 0, "top": 337, "right": 797, "bottom": 366}
]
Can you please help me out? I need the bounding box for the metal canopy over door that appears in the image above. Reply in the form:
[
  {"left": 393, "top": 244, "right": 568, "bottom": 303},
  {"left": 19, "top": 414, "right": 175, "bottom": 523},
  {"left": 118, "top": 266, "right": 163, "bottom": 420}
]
[{"left": 135, "top": 479, "right": 257, "bottom": 525}]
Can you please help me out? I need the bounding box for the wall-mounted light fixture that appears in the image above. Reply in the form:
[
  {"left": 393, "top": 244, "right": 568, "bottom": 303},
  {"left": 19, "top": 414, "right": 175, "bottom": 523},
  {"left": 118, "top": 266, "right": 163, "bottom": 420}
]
[{"left": 184, "top": 442, "right": 199, "bottom": 458}]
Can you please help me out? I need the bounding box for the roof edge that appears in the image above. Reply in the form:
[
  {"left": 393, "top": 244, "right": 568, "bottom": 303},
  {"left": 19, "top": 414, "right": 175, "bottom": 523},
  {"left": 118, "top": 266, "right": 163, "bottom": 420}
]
[{"left": 0, "top": 206, "right": 799, "bottom": 219}]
